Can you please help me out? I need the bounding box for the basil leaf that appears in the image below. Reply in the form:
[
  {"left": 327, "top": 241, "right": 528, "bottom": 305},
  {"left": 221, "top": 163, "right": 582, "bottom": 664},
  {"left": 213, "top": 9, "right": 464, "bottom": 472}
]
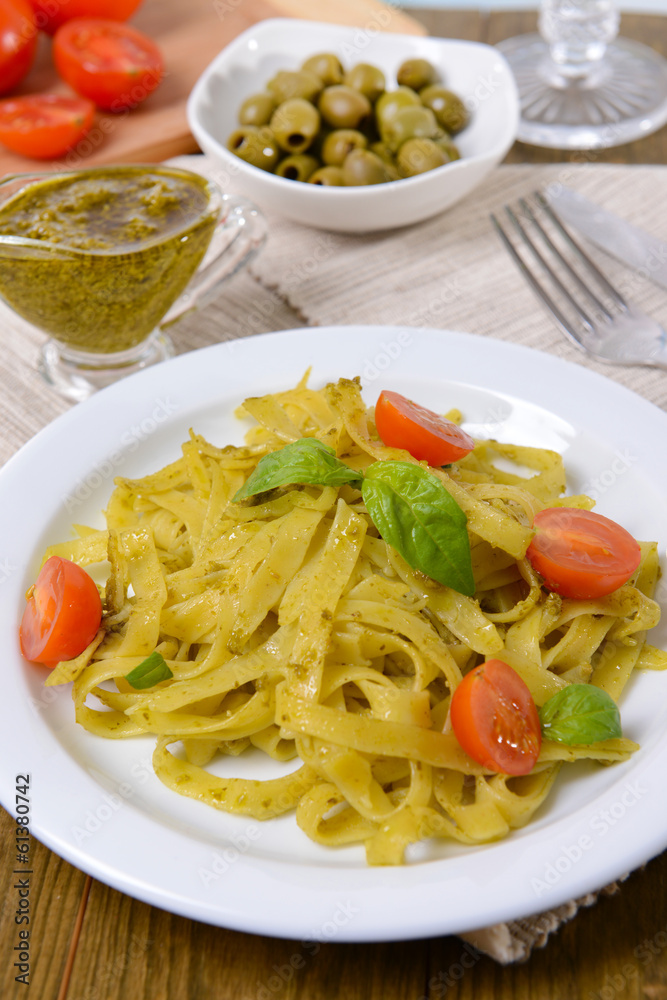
[
  {"left": 125, "top": 651, "right": 173, "bottom": 690},
  {"left": 539, "top": 684, "right": 622, "bottom": 745},
  {"left": 361, "top": 461, "right": 475, "bottom": 596},
  {"left": 233, "top": 438, "right": 362, "bottom": 501}
]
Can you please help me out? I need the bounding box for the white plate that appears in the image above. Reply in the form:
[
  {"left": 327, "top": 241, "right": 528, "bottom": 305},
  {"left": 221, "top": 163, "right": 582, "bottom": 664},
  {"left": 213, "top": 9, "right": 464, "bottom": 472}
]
[{"left": 1, "top": 325, "right": 667, "bottom": 943}]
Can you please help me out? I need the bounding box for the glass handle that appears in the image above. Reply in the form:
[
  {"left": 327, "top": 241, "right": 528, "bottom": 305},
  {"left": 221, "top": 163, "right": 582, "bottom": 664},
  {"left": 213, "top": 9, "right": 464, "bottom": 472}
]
[
  {"left": 159, "top": 194, "right": 267, "bottom": 329},
  {"left": 538, "top": 0, "right": 620, "bottom": 75}
]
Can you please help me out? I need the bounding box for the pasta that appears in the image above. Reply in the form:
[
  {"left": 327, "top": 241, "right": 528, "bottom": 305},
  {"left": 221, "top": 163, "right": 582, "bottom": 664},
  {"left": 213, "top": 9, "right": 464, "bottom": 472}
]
[{"left": 45, "top": 376, "right": 666, "bottom": 865}]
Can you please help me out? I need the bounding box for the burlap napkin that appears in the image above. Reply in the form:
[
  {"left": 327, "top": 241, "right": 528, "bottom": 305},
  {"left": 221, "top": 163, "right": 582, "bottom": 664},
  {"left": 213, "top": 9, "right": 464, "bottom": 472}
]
[
  {"left": 3, "top": 154, "right": 667, "bottom": 964},
  {"left": 213, "top": 157, "right": 667, "bottom": 416}
]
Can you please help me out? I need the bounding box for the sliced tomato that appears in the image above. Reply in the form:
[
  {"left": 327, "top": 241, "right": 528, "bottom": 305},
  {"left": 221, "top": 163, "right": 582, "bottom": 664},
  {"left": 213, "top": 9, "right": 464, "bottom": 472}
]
[
  {"left": 53, "top": 18, "right": 163, "bottom": 111},
  {"left": 28, "top": 0, "right": 143, "bottom": 35},
  {"left": 0, "top": 94, "right": 94, "bottom": 157},
  {"left": 374, "top": 389, "right": 475, "bottom": 466},
  {"left": 526, "top": 507, "right": 641, "bottom": 600},
  {"left": 0, "top": 0, "right": 38, "bottom": 95},
  {"left": 450, "top": 659, "right": 542, "bottom": 775},
  {"left": 19, "top": 556, "right": 102, "bottom": 667}
]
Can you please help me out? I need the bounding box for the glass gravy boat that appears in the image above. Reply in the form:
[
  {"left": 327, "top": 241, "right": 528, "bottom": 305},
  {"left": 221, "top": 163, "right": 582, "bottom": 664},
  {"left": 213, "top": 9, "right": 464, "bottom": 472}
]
[{"left": 0, "top": 164, "right": 266, "bottom": 401}]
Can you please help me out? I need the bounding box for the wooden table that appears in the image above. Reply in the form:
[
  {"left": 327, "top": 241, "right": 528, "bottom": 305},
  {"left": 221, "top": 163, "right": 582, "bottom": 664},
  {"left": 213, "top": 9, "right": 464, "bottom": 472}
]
[{"left": 2, "top": 9, "right": 667, "bottom": 1000}]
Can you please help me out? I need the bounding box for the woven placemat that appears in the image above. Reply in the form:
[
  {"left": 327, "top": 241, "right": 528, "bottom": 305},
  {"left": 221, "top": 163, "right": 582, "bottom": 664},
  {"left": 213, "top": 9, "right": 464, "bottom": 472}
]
[{"left": 3, "top": 154, "right": 666, "bottom": 963}]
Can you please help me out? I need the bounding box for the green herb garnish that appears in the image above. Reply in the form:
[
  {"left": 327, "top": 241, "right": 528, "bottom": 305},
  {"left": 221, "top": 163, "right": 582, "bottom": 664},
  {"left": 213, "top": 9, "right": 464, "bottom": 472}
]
[
  {"left": 233, "top": 439, "right": 474, "bottom": 596},
  {"left": 233, "top": 438, "right": 362, "bottom": 500},
  {"left": 361, "top": 461, "right": 475, "bottom": 596},
  {"left": 124, "top": 651, "right": 173, "bottom": 690},
  {"left": 539, "top": 684, "right": 622, "bottom": 745}
]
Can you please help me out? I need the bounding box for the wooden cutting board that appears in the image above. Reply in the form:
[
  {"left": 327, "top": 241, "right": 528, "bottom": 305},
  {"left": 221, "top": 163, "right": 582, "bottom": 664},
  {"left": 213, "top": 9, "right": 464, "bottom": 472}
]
[{"left": 0, "top": 0, "right": 425, "bottom": 176}]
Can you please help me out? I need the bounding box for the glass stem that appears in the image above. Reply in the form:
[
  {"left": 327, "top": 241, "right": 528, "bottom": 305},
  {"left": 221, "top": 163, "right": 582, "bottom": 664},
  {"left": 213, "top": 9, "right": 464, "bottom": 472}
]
[{"left": 538, "top": 0, "right": 620, "bottom": 77}]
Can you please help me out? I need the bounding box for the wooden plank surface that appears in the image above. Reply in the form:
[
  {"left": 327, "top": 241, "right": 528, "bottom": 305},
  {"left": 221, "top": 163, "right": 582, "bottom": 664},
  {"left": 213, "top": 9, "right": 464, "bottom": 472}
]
[
  {"left": 0, "top": 0, "right": 426, "bottom": 176},
  {"left": 2, "top": 9, "right": 667, "bottom": 1000},
  {"left": 0, "top": 809, "right": 90, "bottom": 1000}
]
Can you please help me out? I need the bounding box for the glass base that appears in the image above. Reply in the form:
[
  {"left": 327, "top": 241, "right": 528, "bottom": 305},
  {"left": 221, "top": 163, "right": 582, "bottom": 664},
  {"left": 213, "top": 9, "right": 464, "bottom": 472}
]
[
  {"left": 38, "top": 330, "right": 175, "bottom": 403},
  {"left": 497, "top": 34, "right": 667, "bottom": 149}
]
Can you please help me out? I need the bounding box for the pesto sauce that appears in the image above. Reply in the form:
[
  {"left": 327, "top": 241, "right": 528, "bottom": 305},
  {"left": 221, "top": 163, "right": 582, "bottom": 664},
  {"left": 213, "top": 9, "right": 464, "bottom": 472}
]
[{"left": 0, "top": 166, "right": 219, "bottom": 354}]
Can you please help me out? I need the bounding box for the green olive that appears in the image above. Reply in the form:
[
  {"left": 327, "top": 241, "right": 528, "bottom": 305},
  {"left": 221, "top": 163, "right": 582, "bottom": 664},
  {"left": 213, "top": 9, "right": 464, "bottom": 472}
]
[
  {"left": 238, "top": 92, "right": 276, "bottom": 127},
  {"left": 321, "top": 128, "right": 368, "bottom": 166},
  {"left": 226, "top": 126, "right": 280, "bottom": 171},
  {"left": 276, "top": 154, "right": 320, "bottom": 182},
  {"left": 270, "top": 98, "right": 321, "bottom": 153},
  {"left": 302, "top": 52, "right": 344, "bottom": 86},
  {"left": 307, "top": 125, "right": 333, "bottom": 161},
  {"left": 374, "top": 86, "right": 421, "bottom": 128},
  {"left": 396, "top": 137, "right": 448, "bottom": 176},
  {"left": 308, "top": 165, "right": 345, "bottom": 186},
  {"left": 227, "top": 50, "right": 469, "bottom": 186},
  {"left": 267, "top": 69, "right": 323, "bottom": 104},
  {"left": 419, "top": 85, "right": 469, "bottom": 134},
  {"left": 318, "top": 85, "right": 371, "bottom": 129},
  {"left": 396, "top": 57, "right": 439, "bottom": 91},
  {"left": 341, "top": 149, "right": 391, "bottom": 186},
  {"left": 369, "top": 140, "right": 395, "bottom": 165},
  {"left": 434, "top": 136, "right": 461, "bottom": 162},
  {"left": 381, "top": 105, "right": 440, "bottom": 152},
  {"left": 343, "top": 63, "right": 386, "bottom": 103}
]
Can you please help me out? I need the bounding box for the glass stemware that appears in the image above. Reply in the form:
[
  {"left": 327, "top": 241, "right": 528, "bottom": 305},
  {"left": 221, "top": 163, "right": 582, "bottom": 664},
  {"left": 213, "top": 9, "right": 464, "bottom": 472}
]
[{"left": 497, "top": 0, "right": 667, "bottom": 149}]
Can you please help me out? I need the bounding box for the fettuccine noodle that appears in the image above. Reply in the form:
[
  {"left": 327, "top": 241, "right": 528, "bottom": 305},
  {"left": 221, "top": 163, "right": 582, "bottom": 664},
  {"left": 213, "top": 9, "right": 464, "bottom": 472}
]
[{"left": 45, "top": 376, "right": 666, "bottom": 864}]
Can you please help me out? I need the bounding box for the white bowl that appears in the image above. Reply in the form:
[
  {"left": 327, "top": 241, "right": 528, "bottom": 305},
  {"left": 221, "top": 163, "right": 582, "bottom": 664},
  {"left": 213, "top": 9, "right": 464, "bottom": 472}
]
[{"left": 187, "top": 18, "right": 519, "bottom": 233}]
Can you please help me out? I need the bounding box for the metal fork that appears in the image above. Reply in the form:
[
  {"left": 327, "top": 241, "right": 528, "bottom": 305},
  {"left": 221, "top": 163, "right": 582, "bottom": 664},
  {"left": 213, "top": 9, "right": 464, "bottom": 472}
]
[{"left": 491, "top": 191, "right": 667, "bottom": 369}]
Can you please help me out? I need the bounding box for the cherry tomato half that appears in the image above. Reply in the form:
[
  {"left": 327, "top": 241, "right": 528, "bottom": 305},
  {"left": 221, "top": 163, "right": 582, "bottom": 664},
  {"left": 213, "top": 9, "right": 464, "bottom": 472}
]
[
  {"left": 19, "top": 556, "right": 102, "bottom": 667},
  {"left": 374, "top": 389, "right": 475, "bottom": 466},
  {"left": 526, "top": 507, "right": 641, "bottom": 601},
  {"left": 450, "top": 659, "right": 542, "bottom": 775},
  {"left": 0, "top": 93, "right": 94, "bottom": 157},
  {"left": 0, "top": 0, "right": 38, "bottom": 95},
  {"left": 28, "top": 0, "right": 143, "bottom": 35},
  {"left": 53, "top": 18, "right": 163, "bottom": 111}
]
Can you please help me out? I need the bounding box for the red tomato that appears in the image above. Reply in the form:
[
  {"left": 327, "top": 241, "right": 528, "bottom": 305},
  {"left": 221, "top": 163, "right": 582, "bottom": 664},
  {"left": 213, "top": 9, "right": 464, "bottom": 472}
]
[
  {"left": 53, "top": 18, "right": 163, "bottom": 111},
  {"left": 0, "top": 0, "right": 38, "bottom": 95},
  {"left": 28, "top": 0, "right": 143, "bottom": 35},
  {"left": 450, "top": 659, "right": 542, "bottom": 775},
  {"left": 374, "top": 389, "right": 475, "bottom": 466},
  {"left": 526, "top": 507, "right": 641, "bottom": 600},
  {"left": 19, "top": 556, "right": 102, "bottom": 667},
  {"left": 0, "top": 93, "right": 94, "bottom": 157}
]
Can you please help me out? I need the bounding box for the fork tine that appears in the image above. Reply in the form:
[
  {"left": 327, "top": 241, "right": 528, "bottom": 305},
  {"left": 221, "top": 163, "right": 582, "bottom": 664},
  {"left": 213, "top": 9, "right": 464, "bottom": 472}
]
[
  {"left": 490, "top": 211, "right": 588, "bottom": 350},
  {"left": 518, "top": 197, "right": 614, "bottom": 321},
  {"left": 503, "top": 204, "right": 597, "bottom": 331},
  {"left": 533, "top": 190, "right": 629, "bottom": 310},
  {"left": 493, "top": 194, "right": 667, "bottom": 370}
]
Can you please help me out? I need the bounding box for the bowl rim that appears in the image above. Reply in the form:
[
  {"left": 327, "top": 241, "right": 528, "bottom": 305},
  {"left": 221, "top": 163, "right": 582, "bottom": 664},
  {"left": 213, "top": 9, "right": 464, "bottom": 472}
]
[{"left": 186, "top": 17, "right": 519, "bottom": 200}]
